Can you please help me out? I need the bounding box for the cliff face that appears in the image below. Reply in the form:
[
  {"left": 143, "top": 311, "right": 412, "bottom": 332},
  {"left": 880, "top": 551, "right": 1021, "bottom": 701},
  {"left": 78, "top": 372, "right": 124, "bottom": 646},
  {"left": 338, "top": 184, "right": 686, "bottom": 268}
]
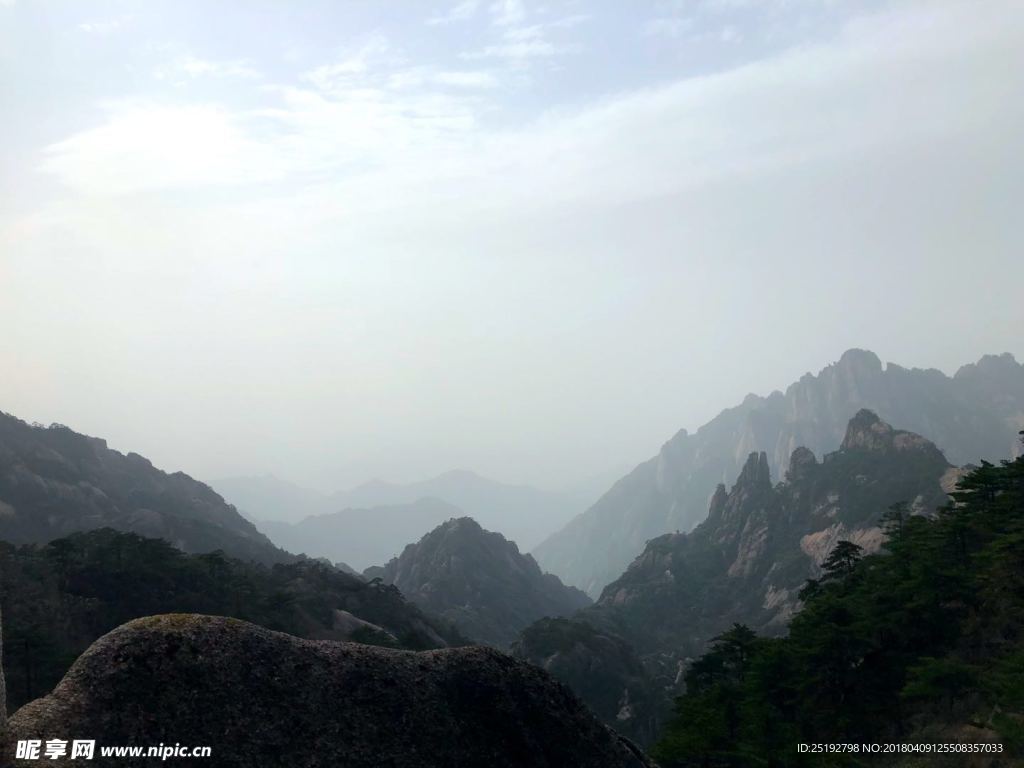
[
  {"left": 367, "top": 517, "right": 590, "bottom": 647},
  {"left": 587, "top": 411, "right": 953, "bottom": 660},
  {"left": 0, "top": 412, "right": 289, "bottom": 564},
  {"left": 4, "top": 615, "right": 653, "bottom": 768},
  {"left": 533, "top": 350, "right": 1024, "bottom": 596}
]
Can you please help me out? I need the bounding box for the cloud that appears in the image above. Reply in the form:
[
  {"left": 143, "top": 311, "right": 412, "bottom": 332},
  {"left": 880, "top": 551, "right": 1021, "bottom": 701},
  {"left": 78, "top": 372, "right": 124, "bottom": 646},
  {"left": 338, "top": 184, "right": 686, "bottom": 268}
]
[
  {"left": 427, "top": 0, "right": 481, "bottom": 26},
  {"left": 174, "top": 55, "right": 260, "bottom": 79},
  {"left": 301, "top": 36, "right": 396, "bottom": 92},
  {"left": 490, "top": 0, "right": 525, "bottom": 27},
  {"left": 462, "top": 12, "right": 585, "bottom": 61},
  {"left": 35, "top": 1, "right": 1024, "bottom": 218},
  {"left": 643, "top": 16, "right": 695, "bottom": 38},
  {"left": 39, "top": 104, "right": 279, "bottom": 194},
  {"left": 79, "top": 18, "right": 126, "bottom": 35}
]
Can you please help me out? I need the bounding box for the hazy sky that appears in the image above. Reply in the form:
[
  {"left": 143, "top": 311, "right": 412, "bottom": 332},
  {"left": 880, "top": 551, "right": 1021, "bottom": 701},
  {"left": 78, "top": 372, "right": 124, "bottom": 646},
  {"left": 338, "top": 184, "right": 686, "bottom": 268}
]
[{"left": 1, "top": 0, "right": 1022, "bottom": 492}]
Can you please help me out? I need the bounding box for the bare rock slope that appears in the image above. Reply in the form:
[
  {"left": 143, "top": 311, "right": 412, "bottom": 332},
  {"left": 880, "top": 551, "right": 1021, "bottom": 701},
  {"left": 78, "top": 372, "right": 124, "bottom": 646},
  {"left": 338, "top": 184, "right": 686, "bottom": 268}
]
[{"left": 5, "top": 614, "right": 652, "bottom": 768}]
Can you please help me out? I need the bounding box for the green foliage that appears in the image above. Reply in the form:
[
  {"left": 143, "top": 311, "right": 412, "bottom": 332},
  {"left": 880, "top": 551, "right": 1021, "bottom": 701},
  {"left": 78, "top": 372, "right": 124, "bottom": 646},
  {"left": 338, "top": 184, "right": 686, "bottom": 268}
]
[
  {"left": 654, "top": 451, "right": 1024, "bottom": 766},
  {"left": 0, "top": 529, "right": 465, "bottom": 711}
]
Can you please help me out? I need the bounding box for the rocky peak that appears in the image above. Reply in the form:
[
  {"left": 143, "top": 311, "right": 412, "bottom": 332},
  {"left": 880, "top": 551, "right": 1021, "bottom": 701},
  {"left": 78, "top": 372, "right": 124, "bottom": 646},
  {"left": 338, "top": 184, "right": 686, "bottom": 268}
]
[
  {"left": 369, "top": 517, "right": 590, "bottom": 646},
  {"left": 841, "top": 409, "right": 891, "bottom": 449},
  {"left": 785, "top": 447, "right": 818, "bottom": 482},
  {"left": 706, "top": 483, "right": 729, "bottom": 521},
  {"left": 836, "top": 348, "right": 884, "bottom": 376},
  {"left": 840, "top": 409, "right": 937, "bottom": 455},
  {"left": 735, "top": 451, "right": 772, "bottom": 491}
]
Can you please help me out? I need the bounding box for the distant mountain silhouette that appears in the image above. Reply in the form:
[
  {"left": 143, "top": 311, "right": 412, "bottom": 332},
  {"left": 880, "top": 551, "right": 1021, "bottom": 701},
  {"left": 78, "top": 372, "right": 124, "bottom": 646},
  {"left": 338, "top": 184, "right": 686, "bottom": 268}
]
[
  {"left": 533, "top": 350, "right": 1024, "bottom": 596},
  {"left": 259, "top": 498, "right": 465, "bottom": 572},
  {"left": 364, "top": 517, "right": 591, "bottom": 646},
  {"left": 216, "top": 468, "right": 590, "bottom": 565}
]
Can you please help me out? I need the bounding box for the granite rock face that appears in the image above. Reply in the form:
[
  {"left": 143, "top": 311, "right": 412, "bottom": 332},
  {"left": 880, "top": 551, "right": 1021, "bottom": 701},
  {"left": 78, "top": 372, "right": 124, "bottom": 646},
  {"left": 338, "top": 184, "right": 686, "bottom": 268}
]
[
  {"left": 0, "top": 412, "right": 288, "bottom": 564},
  {"left": 4, "top": 615, "right": 652, "bottom": 768},
  {"left": 367, "top": 517, "right": 591, "bottom": 646},
  {"left": 534, "top": 349, "right": 1024, "bottom": 596}
]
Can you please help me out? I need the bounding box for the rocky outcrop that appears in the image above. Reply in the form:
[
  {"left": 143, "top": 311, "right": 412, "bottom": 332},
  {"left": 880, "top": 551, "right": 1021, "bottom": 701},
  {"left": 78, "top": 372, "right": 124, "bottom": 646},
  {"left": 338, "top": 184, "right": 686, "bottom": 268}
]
[
  {"left": 367, "top": 517, "right": 591, "bottom": 646},
  {"left": 4, "top": 614, "right": 653, "bottom": 768},
  {"left": 533, "top": 349, "right": 1024, "bottom": 596},
  {"left": 0, "top": 412, "right": 289, "bottom": 564}
]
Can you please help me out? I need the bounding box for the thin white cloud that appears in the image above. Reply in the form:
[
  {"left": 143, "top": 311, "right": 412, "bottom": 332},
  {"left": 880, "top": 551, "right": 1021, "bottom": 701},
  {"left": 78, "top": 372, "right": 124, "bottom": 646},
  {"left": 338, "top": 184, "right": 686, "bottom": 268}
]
[
  {"left": 490, "top": 0, "right": 526, "bottom": 27},
  {"left": 427, "top": 0, "right": 481, "bottom": 26},
  {"left": 643, "top": 16, "right": 696, "bottom": 38},
  {"left": 433, "top": 70, "right": 499, "bottom": 88},
  {"left": 302, "top": 36, "right": 396, "bottom": 92},
  {"left": 462, "top": 12, "right": 585, "bottom": 61},
  {"left": 174, "top": 55, "right": 260, "bottom": 79},
  {"left": 35, "top": 1, "right": 1024, "bottom": 217},
  {"left": 79, "top": 18, "right": 126, "bottom": 35}
]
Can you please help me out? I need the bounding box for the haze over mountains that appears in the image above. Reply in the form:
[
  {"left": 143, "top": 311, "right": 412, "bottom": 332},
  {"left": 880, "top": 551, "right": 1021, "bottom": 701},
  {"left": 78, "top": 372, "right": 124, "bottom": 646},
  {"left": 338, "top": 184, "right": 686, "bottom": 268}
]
[
  {"left": 534, "top": 350, "right": 1024, "bottom": 595},
  {"left": 214, "top": 469, "right": 592, "bottom": 565},
  {"left": 1, "top": 348, "right": 1022, "bottom": 761}
]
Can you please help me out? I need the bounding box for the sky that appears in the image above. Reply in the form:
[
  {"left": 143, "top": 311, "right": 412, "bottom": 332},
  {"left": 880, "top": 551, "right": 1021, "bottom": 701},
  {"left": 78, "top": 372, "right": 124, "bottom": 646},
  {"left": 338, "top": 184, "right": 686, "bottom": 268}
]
[{"left": 1, "top": 0, "right": 1022, "bottom": 493}]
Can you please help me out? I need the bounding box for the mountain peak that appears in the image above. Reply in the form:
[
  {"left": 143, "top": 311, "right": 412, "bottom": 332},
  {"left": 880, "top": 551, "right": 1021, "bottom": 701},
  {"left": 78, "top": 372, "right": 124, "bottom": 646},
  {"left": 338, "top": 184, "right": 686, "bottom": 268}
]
[
  {"left": 836, "top": 348, "right": 883, "bottom": 374},
  {"left": 369, "top": 518, "right": 591, "bottom": 646},
  {"left": 839, "top": 409, "right": 941, "bottom": 457},
  {"left": 736, "top": 451, "right": 771, "bottom": 489},
  {"left": 840, "top": 409, "right": 889, "bottom": 450},
  {"left": 785, "top": 446, "right": 818, "bottom": 482}
]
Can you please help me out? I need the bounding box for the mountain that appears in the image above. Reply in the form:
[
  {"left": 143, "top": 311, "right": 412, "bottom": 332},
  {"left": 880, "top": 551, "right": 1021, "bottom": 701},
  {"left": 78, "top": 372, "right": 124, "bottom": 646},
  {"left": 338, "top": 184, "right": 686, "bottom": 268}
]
[
  {"left": 4, "top": 614, "right": 654, "bottom": 768},
  {"left": 517, "top": 412, "right": 960, "bottom": 741},
  {"left": 215, "top": 468, "right": 586, "bottom": 553},
  {"left": 0, "top": 412, "right": 289, "bottom": 564},
  {"left": 533, "top": 349, "right": 1024, "bottom": 596},
  {"left": 259, "top": 498, "right": 466, "bottom": 572},
  {"left": 0, "top": 528, "right": 466, "bottom": 712},
  {"left": 364, "top": 517, "right": 591, "bottom": 646}
]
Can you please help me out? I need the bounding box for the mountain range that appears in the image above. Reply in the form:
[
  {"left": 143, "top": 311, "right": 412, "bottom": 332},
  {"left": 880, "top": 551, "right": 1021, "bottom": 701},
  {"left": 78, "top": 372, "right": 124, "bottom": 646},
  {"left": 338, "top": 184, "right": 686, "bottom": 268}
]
[
  {"left": 517, "top": 411, "right": 963, "bottom": 741},
  {"left": 533, "top": 349, "right": 1024, "bottom": 596},
  {"left": 364, "top": 517, "right": 591, "bottom": 646},
  {"left": 257, "top": 498, "right": 464, "bottom": 571},
  {"left": 215, "top": 468, "right": 591, "bottom": 559}
]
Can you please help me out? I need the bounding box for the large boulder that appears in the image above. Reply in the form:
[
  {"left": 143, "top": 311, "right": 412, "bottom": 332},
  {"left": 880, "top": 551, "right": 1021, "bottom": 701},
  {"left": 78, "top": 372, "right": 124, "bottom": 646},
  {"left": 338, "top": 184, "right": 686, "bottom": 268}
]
[{"left": 4, "top": 614, "right": 653, "bottom": 768}]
